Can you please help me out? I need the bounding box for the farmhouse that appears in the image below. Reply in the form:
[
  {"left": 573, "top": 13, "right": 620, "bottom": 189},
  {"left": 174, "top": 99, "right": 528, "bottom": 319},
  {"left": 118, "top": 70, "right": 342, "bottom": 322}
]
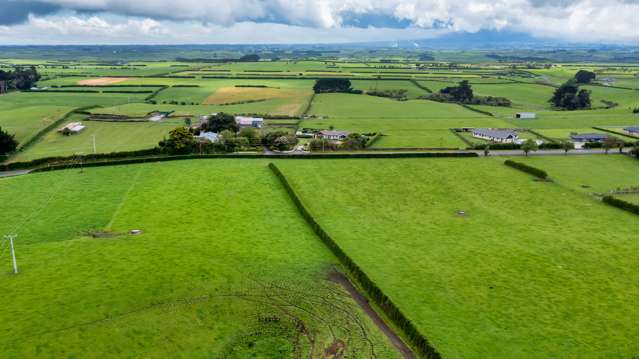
[
  {"left": 623, "top": 126, "right": 639, "bottom": 136},
  {"left": 318, "top": 130, "right": 350, "bottom": 141},
  {"left": 516, "top": 112, "right": 537, "bottom": 119},
  {"left": 235, "top": 116, "right": 264, "bottom": 129},
  {"left": 472, "top": 129, "right": 519, "bottom": 143},
  {"left": 57, "top": 122, "right": 86, "bottom": 135},
  {"left": 570, "top": 133, "right": 609, "bottom": 149},
  {"left": 195, "top": 132, "right": 219, "bottom": 143}
]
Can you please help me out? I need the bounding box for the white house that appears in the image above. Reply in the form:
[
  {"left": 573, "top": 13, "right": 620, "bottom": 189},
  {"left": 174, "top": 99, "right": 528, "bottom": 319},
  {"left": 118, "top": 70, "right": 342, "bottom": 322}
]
[
  {"left": 235, "top": 116, "right": 264, "bottom": 129},
  {"left": 472, "top": 129, "right": 519, "bottom": 143},
  {"left": 58, "top": 122, "right": 86, "bottom": 134},
  {"left": 318, "top": 130, "right": 350, "bottom": 141},
  {"left": 516, "top": 112, "right": 537, "bottom": 119},
  {"left": 195, "top": 131, "right": 219, "bottom": 143},
  {"left": 623, "top": 126, "right": 639, "bottom": 136}
]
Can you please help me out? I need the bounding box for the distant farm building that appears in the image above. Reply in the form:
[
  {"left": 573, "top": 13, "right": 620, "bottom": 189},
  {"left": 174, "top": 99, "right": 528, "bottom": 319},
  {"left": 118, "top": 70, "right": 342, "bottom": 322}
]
[
  {"left": 318, "top": 130, "right": 350, "bottom": 141},
  {"left": 472, "top": 129, "right": 519, "bottom": 143},
  {"left": 516, "top": 112, "right": 536, "bottom": 119},
  {"left": 235, "top": 116, "right": 264, "bottom": 129},
  {"left": 58, "top": 122, "right": 86, "bottom": 135},
  {"left": 570, "top": 133, "right": 609, "bottom": 149},
  {"left": 623, "top": 126, "right": 639, "bottom": 136}
]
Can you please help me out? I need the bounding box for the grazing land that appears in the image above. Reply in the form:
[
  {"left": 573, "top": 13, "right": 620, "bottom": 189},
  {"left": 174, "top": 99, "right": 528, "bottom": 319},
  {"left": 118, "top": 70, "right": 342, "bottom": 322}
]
[
  {"left": 274, "top": 158, "right": 639, "bottom": 358},
  {"left": 0, "top": 160, "right": 399, "bottom": 358}
]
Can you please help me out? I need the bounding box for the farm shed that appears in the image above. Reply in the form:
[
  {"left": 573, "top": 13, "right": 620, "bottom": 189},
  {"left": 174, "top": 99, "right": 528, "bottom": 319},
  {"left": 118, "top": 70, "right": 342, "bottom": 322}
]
[
  {"left": 57, "top": 122, "right": 86, "bottom": 134},
  {"left": 235, "top": 116, "right": 264, "bottom": 129},
  {"left": 318, "top": 130, "right": 350, "bottom": 141},
  {"left": 516, "top": 112, "right": 537, "bottom": 119},
  {"left": 195, "top": 132, "right": 219, "bottom": 143},
  {"left": 472, "top": 129, "right": 519, "bottom": 143}
]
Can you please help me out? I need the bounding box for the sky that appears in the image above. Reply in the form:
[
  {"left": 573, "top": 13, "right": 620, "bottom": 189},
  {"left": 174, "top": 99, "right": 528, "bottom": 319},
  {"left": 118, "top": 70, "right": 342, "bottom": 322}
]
[{"left": 0, "top": 0, "right": 639, "bottom": 45}]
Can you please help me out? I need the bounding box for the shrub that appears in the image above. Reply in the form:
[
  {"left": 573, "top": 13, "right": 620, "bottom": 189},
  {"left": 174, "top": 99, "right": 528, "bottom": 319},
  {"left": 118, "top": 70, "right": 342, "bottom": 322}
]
[
  {"left": 504, "top": 160, "right": 548, "bottom": 179},
  {"left": 0, "top": 126, "right": 18, "bottom": 155},
  {"left": 602, "top": 196, "right": 639, "bottom": 215},
  {"left": 313, "top": 78, "right": 356, "bottom": 94}
]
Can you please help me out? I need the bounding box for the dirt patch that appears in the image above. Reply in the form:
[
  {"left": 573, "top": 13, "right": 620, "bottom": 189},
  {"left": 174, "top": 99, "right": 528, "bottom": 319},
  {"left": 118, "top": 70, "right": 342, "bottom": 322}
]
[
  {"left": 78, "top": 77, "right": 130, "bottom": 86},
  {"left": 328, "top": 271, "right": 417, "bottom": 359}
]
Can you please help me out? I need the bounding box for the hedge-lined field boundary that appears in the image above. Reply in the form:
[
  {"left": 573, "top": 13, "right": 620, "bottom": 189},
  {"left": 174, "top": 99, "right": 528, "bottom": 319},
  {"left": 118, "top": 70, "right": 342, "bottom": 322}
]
[
  {"left": 268, "top": 162, "right": 441, "bottom": 359},
  {"left": 602, "top": 196, "right": 639, "bottom": 215},
  {"left": 409, "top": 79, "right": 433, "bottom": 93},
  {"left": 592, "top": 126, "right": 639, "bottom": 141},
  {"left": 365, "top": 133, "right": 383, "bottom": 148},
  {"left": 4, "top": 151, "right": 480, "bottom": 172},
  {"left": 504, "top": 160, "right": 548, "bottom": 179}
]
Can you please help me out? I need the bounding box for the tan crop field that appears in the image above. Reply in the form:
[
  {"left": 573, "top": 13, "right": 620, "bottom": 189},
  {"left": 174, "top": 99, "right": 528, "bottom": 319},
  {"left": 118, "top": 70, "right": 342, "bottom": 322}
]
[{"left": 77, "top": 77, "right": 131, "bottom": 86}]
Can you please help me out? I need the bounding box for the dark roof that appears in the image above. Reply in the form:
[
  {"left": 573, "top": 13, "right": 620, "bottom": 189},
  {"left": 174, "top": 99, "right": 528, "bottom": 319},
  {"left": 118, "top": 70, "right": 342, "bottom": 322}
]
[
  {"left": 472, "top": 128, "right": 518, "bottom": 139},
  {"left": 570, "top": 133, "right": 609, "bottom": 141},
  {"left": 624, "top": 126, "right": 639, "bottom": 133}
]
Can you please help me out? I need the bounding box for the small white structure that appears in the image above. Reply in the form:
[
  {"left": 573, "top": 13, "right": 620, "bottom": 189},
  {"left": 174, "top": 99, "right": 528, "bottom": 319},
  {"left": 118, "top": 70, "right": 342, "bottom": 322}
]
[
  {"left": 472, "top": 129, "right": 519, "bottom": 143},
  {"left": 58, "top": 122, "right": 86, "bottom": 134},
  {"left": 235, "top": 116, "right": 264, "bottom": 129},
  {"left": 195, "top": 131, "right": 219, "bottom": 143},
  {"left": 516, "top": 112, "right": 537, "bottom": 119},
  {"left": 623, "top": 126, "right": 639, "bottom": 136},
  {"left": 318, "top": 130, "right": 350, "bottom": 141},
  {"left": 570, "top": 133, "right": 609, "bottom": 149}
]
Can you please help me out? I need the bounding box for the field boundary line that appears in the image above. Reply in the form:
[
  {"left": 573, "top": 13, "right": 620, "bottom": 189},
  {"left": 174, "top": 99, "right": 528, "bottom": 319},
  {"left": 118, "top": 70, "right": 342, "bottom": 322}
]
[
  {"left": 105, "top": 166, "right": 144, "bottom": 230},
  {"left": 268, "top": 162, "right": 442, "bottom": 359}
]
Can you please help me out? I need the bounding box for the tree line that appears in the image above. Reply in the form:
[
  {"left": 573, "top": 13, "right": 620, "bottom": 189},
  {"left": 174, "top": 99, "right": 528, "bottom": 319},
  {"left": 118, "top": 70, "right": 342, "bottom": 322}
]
[{"left": 0, "top": 66, "right": 41, "bottom": 92}]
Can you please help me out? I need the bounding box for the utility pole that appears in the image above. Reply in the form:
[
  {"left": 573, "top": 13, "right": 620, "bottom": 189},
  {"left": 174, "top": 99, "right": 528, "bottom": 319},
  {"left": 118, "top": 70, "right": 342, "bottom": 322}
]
[
  {"left": 92, "top": 134, "right": 97, "bottom": 154},
  {"left": 4, "top": 234, "right": 18, "bottom": 274}
]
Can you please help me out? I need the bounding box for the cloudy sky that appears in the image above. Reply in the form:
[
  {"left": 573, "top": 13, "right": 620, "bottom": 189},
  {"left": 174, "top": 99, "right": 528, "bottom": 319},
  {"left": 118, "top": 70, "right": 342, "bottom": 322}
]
[{"left": 0, "top": 0, "right": 638, "bottom": 45}]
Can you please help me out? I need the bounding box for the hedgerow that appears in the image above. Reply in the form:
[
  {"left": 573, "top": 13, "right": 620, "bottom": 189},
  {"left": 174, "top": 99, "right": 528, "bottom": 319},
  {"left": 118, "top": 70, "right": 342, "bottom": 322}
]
[
  {"left": 268, "top": 163, "right": 442, "bottom": 359},
  {"left": 504, "top": 160, "right": 548, "bottom": 179},
  {"left": 602, "top": 196, "right": 639, "bottom": 215}
]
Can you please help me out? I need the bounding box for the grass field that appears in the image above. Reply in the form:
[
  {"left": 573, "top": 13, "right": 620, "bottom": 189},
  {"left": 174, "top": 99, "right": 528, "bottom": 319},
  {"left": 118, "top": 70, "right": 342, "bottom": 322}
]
[
  {"left": 275, "top": 158, "right": 639, "bottom": 358},
  {"left": 11, "top": 116, "right": 180, "bottom": 161},
  {"left": 0, "top": 160, "right": 399, "bottom": 358}
]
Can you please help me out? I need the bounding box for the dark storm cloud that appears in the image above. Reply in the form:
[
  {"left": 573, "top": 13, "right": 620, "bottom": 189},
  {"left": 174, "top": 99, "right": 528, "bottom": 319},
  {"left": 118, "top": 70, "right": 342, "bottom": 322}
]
[{"left": 0, "top": 0, "right": 60, "bottom": 25}]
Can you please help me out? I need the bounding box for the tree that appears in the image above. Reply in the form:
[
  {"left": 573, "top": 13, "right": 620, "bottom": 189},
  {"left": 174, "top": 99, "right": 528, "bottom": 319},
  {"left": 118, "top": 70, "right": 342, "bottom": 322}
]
[
  {"left": 262, "top": 131, "right": 297, "bottom": 151},
  {"left": 521, "top": 139, "right": 539, "bottom": 156},
  {"left": 483, "top": 145, "right": 490, "bottom": 157},
  {"left": 561, "top": 141, "right": 575, "bottom": 155},
  {"left": 603, "top": 137, "right": 621, "bottom": 154},
  {"left": 0, "top": 127, "right": 18, "bottom": 155},
  {"left": 184, "top": 118, "right": 192, "bottom": 127},
  {"left": 239, "top": 127, "right": 260, "bottom": 146},
  {"left": 633, "top": 141, "right": 639, "bottom": 158},
  {"left": 440, "top": 80, "right": 474, "bottom": 103},
  {"left": 239, "top": 54, "right": 260, "bottom": 62},
  {"left": 203, "top": 113, "right": 238, "bottom": 133},
  {"left": 550, "top": 79, "right": 591, "bottom": 110},
  {"left": 574, "top": 70, "right": 596, "bottom": 84},
  {"left": 313, "top": 79, "right": 355, "bottom": 94},
  {"left": 159, "top": 127, "right": 194, "bottom": 154},
  {"left": 341, "top": 133, "right": 367, "bottom": 151}
]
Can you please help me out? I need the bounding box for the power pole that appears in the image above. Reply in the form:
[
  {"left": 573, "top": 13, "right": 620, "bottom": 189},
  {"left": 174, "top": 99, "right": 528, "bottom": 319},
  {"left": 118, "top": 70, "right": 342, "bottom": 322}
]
[
  {"left": 4, "top": 234, "right": 18, "bottom": 274},
  {"left": 92, "top": 134, "right": 97, "bottom": 154}
]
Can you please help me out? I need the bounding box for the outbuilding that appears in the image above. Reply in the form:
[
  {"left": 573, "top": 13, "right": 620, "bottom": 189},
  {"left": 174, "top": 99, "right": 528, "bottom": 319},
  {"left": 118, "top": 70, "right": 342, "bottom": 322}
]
[
  {"left": 472, "top": 129, "right": 519, "bottom": 143},
  {"left": 623, "top": 126, "right": 639, "bottom": 136},
  {"left": 235, "top": 116, "right": 264, "bottom": 129},
  {"left": 57, "top": 122, "right": 86, "bottom": 135},
  {"left": 318, "top": 130, "right": 350, "bottom": 141},
  {"left": 516, "top": 112, "right": 537, "bottom": 119}
]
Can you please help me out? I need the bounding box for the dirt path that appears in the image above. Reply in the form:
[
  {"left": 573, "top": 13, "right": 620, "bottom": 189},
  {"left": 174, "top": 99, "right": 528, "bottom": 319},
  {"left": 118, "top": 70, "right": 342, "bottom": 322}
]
[{"left": 329, "top": 271, "right": 417, "bottom": 359}]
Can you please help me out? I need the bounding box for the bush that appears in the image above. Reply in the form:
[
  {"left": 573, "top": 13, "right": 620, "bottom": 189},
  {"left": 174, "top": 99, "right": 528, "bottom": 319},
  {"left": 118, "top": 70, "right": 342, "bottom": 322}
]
[
  {"left": 0, "top": 126, "right": 19, "bottom": 155},
  {"left": 504, "top": 160, "right": 548, "bottom": 179},
  {"left": 602, "top": 196, "right": 639, "bottom": 215},
  {"left": 313, "top": 78, "right": 357, "bottom": 94},
  {"left": 158, "top": 127, "right": 195, "bottom": 154}
]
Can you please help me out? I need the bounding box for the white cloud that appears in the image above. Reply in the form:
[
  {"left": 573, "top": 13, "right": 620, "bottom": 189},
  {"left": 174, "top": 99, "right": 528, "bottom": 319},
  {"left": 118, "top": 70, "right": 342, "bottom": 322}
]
[{"left": 1, "top": 0, "right": 639, "bottom": 44}]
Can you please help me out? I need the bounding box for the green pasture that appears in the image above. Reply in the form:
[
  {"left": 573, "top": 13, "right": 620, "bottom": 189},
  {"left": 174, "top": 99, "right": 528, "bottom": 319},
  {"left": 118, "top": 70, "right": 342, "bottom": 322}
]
[
  {"left": 275, "top": 158, "right": 639, "bottom": 358},
  {"left": 11, "top": 116, "right": 180, "bottom": 162},
  {"left": 371, "top": 130, "right": 467, "bottom": 149},
  {"left": 307, "top": 93, "right": 485, "bottom": 119},
  {"left": 0, "top": 160, "right": 398, "bottom": 358},
  {"left": 351, "top": 80, "right": 429, "bottom": 99},
  {"left": 514, "top": 155, "right": 639, "bottom": 194}
]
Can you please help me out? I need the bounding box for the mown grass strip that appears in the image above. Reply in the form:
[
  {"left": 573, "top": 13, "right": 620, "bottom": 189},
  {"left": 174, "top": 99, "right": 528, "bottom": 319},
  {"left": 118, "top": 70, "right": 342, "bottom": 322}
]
[{"left": 268, "top": 162, "right": 442, "bottom": 359}]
